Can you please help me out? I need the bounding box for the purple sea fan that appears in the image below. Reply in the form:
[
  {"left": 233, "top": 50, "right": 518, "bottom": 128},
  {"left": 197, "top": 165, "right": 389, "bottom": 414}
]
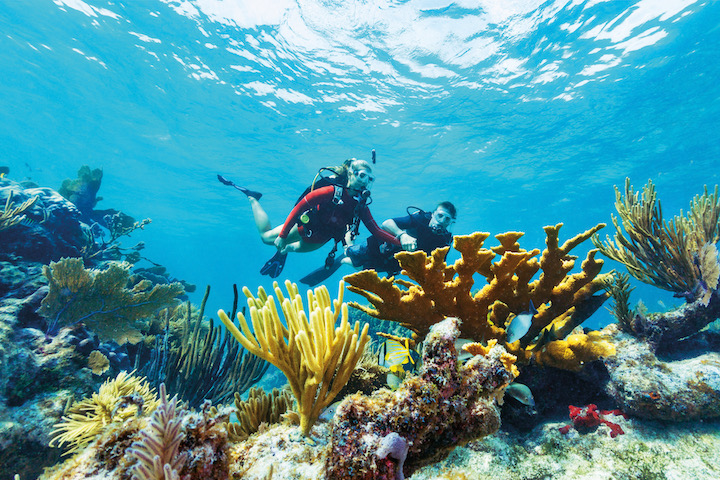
[{"left": 127, "top": 383, "right": 186, "bottom": 480}]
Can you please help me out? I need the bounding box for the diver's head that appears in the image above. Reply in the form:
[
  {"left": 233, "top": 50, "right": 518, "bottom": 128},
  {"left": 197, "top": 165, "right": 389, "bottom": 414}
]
[
  {"left": 429, "top": 201, "right": 456, "bottom": 233},
  {"left": 347, "top": 159, "right": 375, "bottom": 192}
]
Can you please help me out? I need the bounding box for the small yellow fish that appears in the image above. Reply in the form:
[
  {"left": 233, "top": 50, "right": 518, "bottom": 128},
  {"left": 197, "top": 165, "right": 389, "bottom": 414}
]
[{"left": 378, "top": 338, "right": 420, "bottom": 374}]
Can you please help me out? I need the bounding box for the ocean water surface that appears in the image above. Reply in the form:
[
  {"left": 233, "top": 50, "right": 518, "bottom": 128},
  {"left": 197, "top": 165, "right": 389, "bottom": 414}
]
[{"left": 3, "top": 0, "right": 719, "bottom": 322}]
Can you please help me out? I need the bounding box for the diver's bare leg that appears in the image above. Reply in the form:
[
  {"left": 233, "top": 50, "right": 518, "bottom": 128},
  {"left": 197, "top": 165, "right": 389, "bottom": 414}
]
[{"left": 247, "top": 198, "right": 279, "bottom": 245}]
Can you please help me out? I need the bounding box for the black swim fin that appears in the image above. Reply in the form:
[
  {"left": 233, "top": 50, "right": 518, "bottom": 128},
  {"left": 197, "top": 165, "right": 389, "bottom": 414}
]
[
  {"left": 260, "top": 251, "right": 287, "bottom": 278},
  {"left": 217, "top": 174, "right": 262, "bottom": 200},
  {"left": 299, "top": 257, "right": 344, "bottom": 287}
]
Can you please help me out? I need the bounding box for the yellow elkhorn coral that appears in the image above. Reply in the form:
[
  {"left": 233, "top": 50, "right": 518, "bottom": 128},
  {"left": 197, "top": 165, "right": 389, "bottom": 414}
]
[{"left": 218, "top": 280, "right": 369, "bottom": 436}]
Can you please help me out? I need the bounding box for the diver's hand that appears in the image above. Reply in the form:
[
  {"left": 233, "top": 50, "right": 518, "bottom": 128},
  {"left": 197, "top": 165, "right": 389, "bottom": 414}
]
[
  {"left": 399, "top": 232, "right": 417, "bottom": 251},
  {"left": 274, "top": 236, "right": 288, "bottom": 253}
]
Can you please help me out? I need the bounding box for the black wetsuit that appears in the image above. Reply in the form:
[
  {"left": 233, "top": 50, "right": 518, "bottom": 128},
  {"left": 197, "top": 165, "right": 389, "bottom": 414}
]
[{"left": 346, "top": 211, "right": 452, "bottom": 274}]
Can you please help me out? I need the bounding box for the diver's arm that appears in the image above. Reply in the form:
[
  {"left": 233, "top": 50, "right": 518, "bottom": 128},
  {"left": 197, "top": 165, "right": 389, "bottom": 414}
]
[
  {"left": 278, "top": 186, "right": 334, "bottom": 239},
  {"left": 381, "top": 218, "right": 403, "bottom": 236},
  {"left": 382, "top": 217, "right": 416, "bottom": 251},
  {"left": 361, "top": 209, "right": 401, "bottom": 246}
]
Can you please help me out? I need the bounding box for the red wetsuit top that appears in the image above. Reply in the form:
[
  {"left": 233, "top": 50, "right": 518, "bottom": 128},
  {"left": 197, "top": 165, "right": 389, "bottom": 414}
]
[{"left": 279, "top": 185, "right": 399, "bottom": 246}]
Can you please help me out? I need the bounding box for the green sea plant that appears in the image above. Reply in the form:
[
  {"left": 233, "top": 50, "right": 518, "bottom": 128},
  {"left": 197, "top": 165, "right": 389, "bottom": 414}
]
[
  {"left": 126, "top": 384, "right": 186, "bottom": 480},
  {"left": 602, "top": 272, "right": 635, "bottom": 332},
  {"left": 227, "top": 386, "right": 294, "bottom": 441},
  {"left": 143, "top": 286, "right": 269, "bottom": 408},
  {"left": 50, "top": 371, "right": 159, "bottom": 454},
  {"left": 592, "top": 178, "right": 720, "bottom": 299},
  {"left": 39, "top": 257, "right": 184, "bottom": 344}
]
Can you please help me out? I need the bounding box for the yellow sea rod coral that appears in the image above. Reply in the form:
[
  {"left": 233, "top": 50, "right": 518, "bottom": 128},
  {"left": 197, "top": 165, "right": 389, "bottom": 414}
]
[
  {"left": 50, "top": 371, "right": 159, "bottom": 454},
  {"left": 218, "top": 280, "right": 369, "bottom": 436}
]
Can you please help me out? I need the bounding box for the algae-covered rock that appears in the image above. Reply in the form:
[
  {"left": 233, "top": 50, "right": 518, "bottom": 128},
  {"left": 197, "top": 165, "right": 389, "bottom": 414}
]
[{"left": 603, "top": 327, "right": 720, "bottom": 421}]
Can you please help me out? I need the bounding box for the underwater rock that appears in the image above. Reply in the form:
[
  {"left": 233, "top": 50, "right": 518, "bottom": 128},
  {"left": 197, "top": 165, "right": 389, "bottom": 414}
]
[
  {"left": 0, "top": 389, "right": 72, "bottom": 480},
  {"left": 603, "top": 326, "right": 720, "bottom": 421},
  {"left": 0, "top": 178, "right": 91, "bottom": 263},
  {"left": 631, "top": 290, "right": 720, "bottom": 352},
  {"left": 0, "top": 289, "right": 101, "bottom": 480},
  {"left": 227, "top": 423, "right": 329, "bottom": 479},
  {"left": 0, "top": 260, "right": 45, "bottom": 301},
  {"left": 326, "top": 317, "right": 517, "bottom": 480}
]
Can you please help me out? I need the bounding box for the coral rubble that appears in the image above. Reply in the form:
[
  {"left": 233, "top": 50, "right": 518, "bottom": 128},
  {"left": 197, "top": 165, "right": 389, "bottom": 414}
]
[{"left": 326, "top": 316, "right": 517, "bottom": 480}]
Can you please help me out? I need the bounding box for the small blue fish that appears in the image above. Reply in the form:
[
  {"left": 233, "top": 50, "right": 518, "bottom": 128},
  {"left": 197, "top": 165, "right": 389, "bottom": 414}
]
[
  {"left": 506, "top": 300, "right": 537, "bottom": 343},
  {"left": 378, "top": 338, "right": 420, "bottom": 374}
]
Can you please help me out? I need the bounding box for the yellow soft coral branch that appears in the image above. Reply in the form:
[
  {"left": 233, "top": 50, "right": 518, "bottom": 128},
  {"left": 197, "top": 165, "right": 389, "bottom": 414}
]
[{"left": 218, "top": 280, "right": 369, "bottom": 436}]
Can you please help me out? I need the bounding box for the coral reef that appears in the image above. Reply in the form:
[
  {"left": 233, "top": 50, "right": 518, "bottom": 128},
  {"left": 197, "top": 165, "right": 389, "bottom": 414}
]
[
  {"left": 39, "top": 257, "right": 184, "bottom": 344},
  {"left": 325, "top": 316, "right": 518, "bottom": 480},
  {"left": 39, "top": 386, "right": 229, "bottom": 480},
  {"left": 218, "top": 280, "right": 369, "bottom": 436},
  {"left": 0, "top": 172, "right": 205, "bottom": 480},
  {"left": 592, "top": 178, "right": 720, "bottom": 299},
  {"left": 345, "top": 224, "right": 613, "bottom": 370}
]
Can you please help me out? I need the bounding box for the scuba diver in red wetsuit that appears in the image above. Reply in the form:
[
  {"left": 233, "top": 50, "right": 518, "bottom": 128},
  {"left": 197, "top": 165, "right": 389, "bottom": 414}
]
[{"left": 218, "top": 158, "right": 399, "bottom": 278}]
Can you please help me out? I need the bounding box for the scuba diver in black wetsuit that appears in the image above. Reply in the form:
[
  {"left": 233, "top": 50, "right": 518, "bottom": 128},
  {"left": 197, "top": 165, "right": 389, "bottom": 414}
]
[
  {"left": 218, "top": 158, "right": 399, "bottom": 278},
  {"left": 300, "top": 201, "right": 457, "bottom": 286}
]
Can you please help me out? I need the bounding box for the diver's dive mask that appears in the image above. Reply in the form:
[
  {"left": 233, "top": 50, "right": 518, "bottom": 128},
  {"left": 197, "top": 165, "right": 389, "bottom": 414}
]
[
  {"left": 429, "top": 208, "right": 455, "bottom": 234},
  {"left": 350, "top": 168, "right": 375, "bottom": 190}
]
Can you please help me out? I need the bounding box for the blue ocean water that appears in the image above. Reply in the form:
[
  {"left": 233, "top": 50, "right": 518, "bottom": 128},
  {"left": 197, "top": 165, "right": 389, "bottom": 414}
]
[{"left": 2, "top": 0, "right": 719, "bottom": 326}]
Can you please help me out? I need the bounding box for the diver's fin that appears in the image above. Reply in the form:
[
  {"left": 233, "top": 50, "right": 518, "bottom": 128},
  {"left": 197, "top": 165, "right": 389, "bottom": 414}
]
[
  {"left": 217, "top": 174, "right": 262, "bottom": 199},
  {"left": 299, "top": 257, "right": 344, "bottom": 286},
  {"left": 260, "top": 251, "right": 287, "bottom": 278}
]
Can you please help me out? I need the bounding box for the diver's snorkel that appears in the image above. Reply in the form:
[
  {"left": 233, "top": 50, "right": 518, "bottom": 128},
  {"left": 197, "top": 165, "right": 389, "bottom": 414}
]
[{"left": 371, "top": 149, "right": 376, "bottom": 164}]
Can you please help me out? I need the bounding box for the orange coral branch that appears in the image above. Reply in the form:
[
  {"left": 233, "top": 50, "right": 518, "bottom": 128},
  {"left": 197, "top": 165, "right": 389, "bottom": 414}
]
[{"left": 345, "top": 223, "right": 613, "bottom": 370}]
